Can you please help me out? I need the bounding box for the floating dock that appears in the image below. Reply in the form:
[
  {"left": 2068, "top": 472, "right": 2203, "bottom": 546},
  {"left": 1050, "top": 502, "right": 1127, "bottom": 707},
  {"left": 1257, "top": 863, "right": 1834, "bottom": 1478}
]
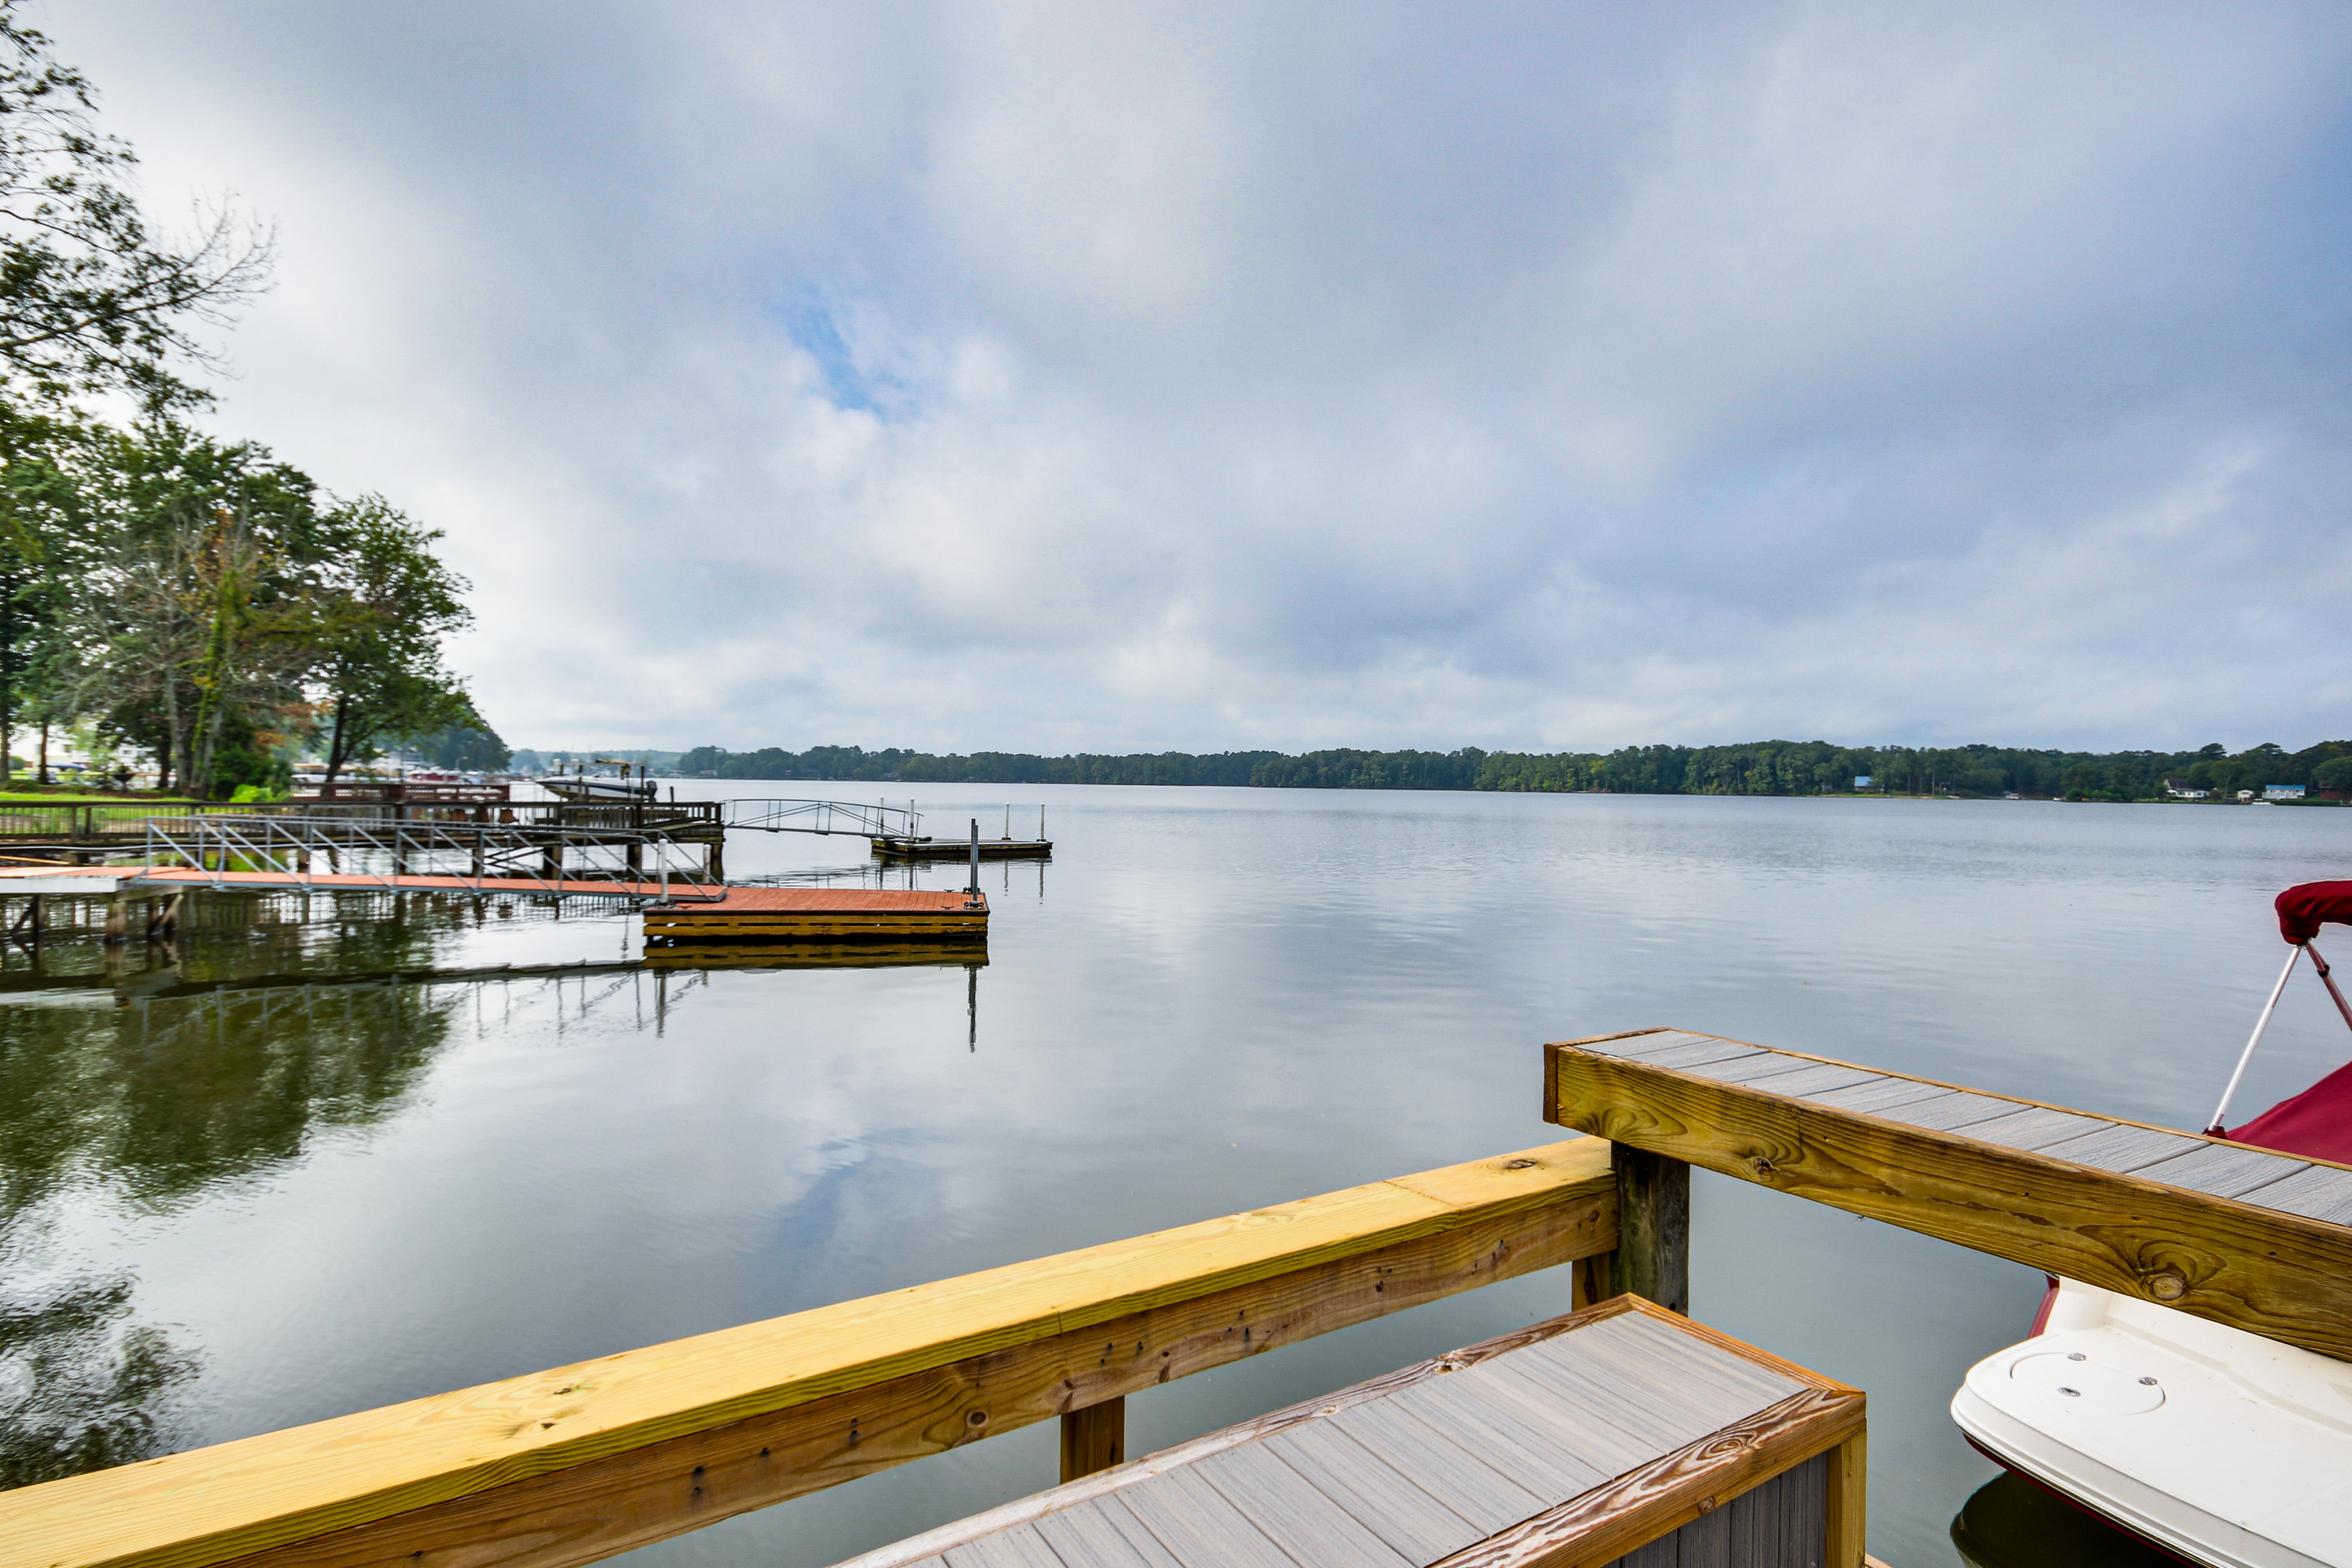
[
  {"left": 872, "top": 835, "right": 1051, "bottom": 861},
  {"left": 641, "top": 886, "right": 987, "bottom": 943}
]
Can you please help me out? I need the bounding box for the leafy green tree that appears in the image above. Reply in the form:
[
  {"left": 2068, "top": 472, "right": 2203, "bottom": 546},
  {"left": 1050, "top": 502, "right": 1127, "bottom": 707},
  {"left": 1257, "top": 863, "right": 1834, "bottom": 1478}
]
[
  {"left": 0, "top": 407, "right": 93, "bottom": 769},
  {"left": 67, "top": 422, "right": 328, "bottom": 796},
  {"left": 413, "top": 723, "right": 509, "bottom": 771},
  {"left": 308, "top": 497, "right": 475, "bottom": 786},
  {"left": 0, "top": 9, "right": 270, "bottom": 410}
]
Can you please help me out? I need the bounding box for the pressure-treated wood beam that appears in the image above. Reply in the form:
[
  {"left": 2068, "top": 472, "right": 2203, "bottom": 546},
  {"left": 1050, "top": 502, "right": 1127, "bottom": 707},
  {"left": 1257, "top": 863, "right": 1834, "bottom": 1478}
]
[
  {"left": 0, "top": 1140, "right": 1614, "bottom": 1568},
  {"left": 1547, "top": 1034, "right": 2352, "bottom": 1363}
]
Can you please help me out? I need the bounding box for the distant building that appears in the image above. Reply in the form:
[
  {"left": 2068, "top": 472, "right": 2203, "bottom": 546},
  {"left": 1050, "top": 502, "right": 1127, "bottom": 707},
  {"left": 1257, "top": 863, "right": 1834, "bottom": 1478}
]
[
  {"left": 2163, "top": 780, "right": 2210, "bottom": 800},
  {"left": 2265, "top": 784, "right": 2307, "bottom": 800}
]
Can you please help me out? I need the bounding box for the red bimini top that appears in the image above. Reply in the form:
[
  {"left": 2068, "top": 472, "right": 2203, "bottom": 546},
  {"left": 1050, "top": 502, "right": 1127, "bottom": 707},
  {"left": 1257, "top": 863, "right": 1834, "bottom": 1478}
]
[
  {"left": 2232, "top": 881, "right": 2352, "bottom": 1161},
  {"left": 2276, "top": 881, "right": 2352, "bottom": 944},
  {"left": 2230, "top": 1058, "right": 2352, "bottom": 1164}
]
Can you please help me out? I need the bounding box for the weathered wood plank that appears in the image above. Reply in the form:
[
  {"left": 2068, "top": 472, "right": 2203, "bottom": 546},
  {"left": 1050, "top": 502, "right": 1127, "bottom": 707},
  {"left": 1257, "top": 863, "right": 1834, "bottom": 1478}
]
[
  {"left": 1031, "top": 1499, "right": 1180, "bottom": 1568},
  {"left": 1423, "top": 1387, "right": 1864, "bottom": 1568},
  {"left": 1387, "top": 1374, "right": 1616, "bottom": 1499},
  {"left": 1191, "top": 1441, "right": 1415, "bottom": 1568},
  {"left": 1258, "top": 1422, "right": 1485, "bottom": 1562},
  {"left": 1327, "top": 1400, "right": 1551, "bottom": 1536},
  {"left": 1678, "top": 1054, "right": 1830, "bottom": 1086},
  {"left": 942, "top": 1526, "right": 1064, "bottom": 1568},
  {"left": 2241, "top": 1164, "right": 2352, "bottom": 1225},
  {"left": 1961, "top": 1106, "right": 2116, "bottom": 1153},
  {"left": 0, "top": 1142, "right": 1615, "bottom": 1568},
  {"left": 1802, "top": 1077, "right": 1955, "bottom": 1115},
  {"left": 1870, "top": 1090, "right": 2022, "bottom": 1132},
  {"left": 1115, "top": 1468, "right": 1295, "bottom": 1568},
  {"left": 1735, "top": 1065, "right": 1882, "bottom": 1098},
  {"left": 2035, "top": 1122, "right": 2206, "bottom": 1174},
  {"left": 1579, "top": 1030, "right": 1705, "bottom": 1058},
  {"left": 1501, "top": 1329, "right": 1732, "bottom": 1452},
  {"left": 1583, "top": 1313, "right": 1804, "bottom": 1417},
  {"left": 1638, "top": 1040, "right": 1769, "bottom": 1070},
  {"left": 1548, "top": 1041, "right": 2352, "bottom": 1362},
  {"left": 2134, "top": 1141, "right": 2309, "bottom": 1199}
]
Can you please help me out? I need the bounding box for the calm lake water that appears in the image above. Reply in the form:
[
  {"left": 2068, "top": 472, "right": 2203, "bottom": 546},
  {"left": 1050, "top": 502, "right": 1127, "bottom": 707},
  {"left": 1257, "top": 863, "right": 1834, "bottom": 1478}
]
[{"left": 5, "top": 786, "right": 2348, "bottom": 1566}]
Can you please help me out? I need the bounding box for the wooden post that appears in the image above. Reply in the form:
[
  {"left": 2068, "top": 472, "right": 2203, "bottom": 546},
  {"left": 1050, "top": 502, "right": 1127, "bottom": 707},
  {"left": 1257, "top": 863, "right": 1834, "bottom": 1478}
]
[
  {"left": 102, "top": 895, "right": 124, "bottom": 945},
  {"left": 1570, "top": 1250, "right": 1612, "bottom": 1311},
  {"left": 1610, "top": 1142, "right": 1689, "bottom": 1314},
  {"left": 1059, "top": 1396, "right": 1125, "bottom": 1482},
  {"left": 1826, "top": 1428, "right": 1868, "bottom": 1567}
]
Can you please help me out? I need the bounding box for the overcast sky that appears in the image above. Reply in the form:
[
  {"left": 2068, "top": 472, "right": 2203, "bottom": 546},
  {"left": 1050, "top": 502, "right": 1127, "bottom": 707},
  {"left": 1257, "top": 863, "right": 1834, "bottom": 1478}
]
[{"left": 45, "top": 1, "right": 2352, "bottom": 755}]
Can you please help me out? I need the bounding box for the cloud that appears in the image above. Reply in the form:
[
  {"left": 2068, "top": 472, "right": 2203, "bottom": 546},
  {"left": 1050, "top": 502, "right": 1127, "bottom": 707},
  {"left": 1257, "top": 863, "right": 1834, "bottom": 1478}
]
[{"left": 45, "top": 0, "right": 2352, "bottom": 751}]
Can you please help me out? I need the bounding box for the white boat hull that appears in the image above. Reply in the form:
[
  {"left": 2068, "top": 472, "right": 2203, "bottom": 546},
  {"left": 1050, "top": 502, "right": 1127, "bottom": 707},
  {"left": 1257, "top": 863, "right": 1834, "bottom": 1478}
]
[{"left": 1951, "top": 1280, "right": 2352, "bottom": 1568}]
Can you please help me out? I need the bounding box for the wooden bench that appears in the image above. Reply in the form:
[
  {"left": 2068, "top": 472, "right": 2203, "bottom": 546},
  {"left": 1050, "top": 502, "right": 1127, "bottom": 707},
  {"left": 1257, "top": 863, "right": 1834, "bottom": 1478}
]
[{"left": 830, "top": 1296, "right": 1865, "bottom": 1568}]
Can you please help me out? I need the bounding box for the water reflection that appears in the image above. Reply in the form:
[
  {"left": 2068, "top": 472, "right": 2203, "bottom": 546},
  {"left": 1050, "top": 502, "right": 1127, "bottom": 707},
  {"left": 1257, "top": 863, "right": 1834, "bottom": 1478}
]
[
  {"left": 0, "top": 1278, "right": 197, "bottom": 1488},
  {"left": 0, "top": 893, "right": 484, "bottom": 1485},
  {"left": 1950, "top": 1472, "right": 2175, "bottom": 1567}
]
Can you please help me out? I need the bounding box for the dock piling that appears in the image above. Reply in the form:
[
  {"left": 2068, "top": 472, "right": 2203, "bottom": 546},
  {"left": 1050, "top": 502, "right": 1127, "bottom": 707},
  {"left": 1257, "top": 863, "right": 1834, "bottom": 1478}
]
[
  {"left": 1611, "top": 1141, "right": 1690, "bottom": 1314},
  {"left": 1058, "top": 1395, "right": 1124, "bottom": 1482}
]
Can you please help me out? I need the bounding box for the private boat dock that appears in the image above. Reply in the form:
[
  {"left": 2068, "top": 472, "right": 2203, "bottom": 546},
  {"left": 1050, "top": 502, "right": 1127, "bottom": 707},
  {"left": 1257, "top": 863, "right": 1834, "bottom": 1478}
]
[{"left": 12, "top": 1020, "right": 2344, "bottom": 1567}]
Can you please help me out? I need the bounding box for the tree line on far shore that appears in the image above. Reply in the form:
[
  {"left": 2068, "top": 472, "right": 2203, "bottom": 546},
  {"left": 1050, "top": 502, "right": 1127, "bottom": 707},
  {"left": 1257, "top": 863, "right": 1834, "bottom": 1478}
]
[
  {"left": 0, "top": 15, "right": 491, "bottom": 797},
  {"left": 677, "top": 738, "right": 2352, "bottom": 801}
]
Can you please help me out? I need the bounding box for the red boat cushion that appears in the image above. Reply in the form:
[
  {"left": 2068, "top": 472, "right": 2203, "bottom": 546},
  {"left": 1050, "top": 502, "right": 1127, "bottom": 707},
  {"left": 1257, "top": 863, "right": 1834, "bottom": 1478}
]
[
  {"left": 2275, "top": 881, "right": 2352, "bottom": 944},
  {"left": 2230, "top": 1055, "right": 2352, "bottom": 1164}
]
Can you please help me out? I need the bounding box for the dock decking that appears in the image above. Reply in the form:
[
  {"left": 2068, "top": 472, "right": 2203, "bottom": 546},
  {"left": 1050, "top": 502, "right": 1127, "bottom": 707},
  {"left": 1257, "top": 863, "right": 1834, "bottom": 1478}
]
[
  {"left": 1548, "top": 1027, "right": 2352, "bottom": 1360},
  {"left": 833, "top": 1296, "right": 1863, "bottom": 1568}
]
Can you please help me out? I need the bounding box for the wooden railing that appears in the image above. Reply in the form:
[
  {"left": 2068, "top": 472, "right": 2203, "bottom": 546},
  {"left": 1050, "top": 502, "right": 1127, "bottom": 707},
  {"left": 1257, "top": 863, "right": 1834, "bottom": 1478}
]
[
  {"left": 1546, "top": 1027, "right": 2352, "bottom": 1362},
  {"left": 0, "top": 1140, "right": 1616, "bottom": 1568},
  {"left": 0, "top": 799, "right": 724, "bottom": 846}
]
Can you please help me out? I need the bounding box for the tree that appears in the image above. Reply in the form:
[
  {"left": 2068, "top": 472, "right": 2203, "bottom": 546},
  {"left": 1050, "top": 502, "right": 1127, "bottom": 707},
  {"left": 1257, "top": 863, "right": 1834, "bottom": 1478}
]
[
  {"left": 0, "top": 404, "right": 111, "bottom": 778},
  {"left": 0, "top": 9, "right": 270, "bottom": 410},
  {"left": 2315, "top": 756, "right": 2352, "bottom": 794},
  {"left": 414, "top": 722, "right": 510, "bottom": 772},
  {"left": 67, "top": 421, "right": 328, "bottom": 796},
  {"left": 309, "top": 496, "right": 474, "bottom": 786}
]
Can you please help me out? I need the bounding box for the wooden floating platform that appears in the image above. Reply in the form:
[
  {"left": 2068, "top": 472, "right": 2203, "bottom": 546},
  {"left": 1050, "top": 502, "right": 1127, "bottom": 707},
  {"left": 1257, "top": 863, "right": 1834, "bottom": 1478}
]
[
  {"left": 641, "top": 940, "right": 986, "bottom": 971},
  {"left": 838, "top": 1295, "right": 1864, "bottom": 1568},
  {"left": 641, "top": 886, "right": 988, "bottom": 942},
  {"left": 872, "top": 836, "right": 1052, "bottom": 861}
]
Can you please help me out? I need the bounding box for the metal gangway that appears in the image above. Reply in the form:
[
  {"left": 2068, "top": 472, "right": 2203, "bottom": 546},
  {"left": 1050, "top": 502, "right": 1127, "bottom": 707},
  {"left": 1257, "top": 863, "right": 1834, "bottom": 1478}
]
[
  {"left": 722, "top": 799, "right": 924, "bottom": 841},
  {"left": 137, "top": 815, "right": 728, "bottom": 904}
]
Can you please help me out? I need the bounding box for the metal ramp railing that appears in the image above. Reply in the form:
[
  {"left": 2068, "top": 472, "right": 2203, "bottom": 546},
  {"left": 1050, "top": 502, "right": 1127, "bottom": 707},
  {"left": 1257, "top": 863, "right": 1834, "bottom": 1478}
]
[
  {"left": 138, "top": 815, "right": 729, "bottom": 905},
  {"left": 722, "top": 799, "right": 924, "bottom": 839}
]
